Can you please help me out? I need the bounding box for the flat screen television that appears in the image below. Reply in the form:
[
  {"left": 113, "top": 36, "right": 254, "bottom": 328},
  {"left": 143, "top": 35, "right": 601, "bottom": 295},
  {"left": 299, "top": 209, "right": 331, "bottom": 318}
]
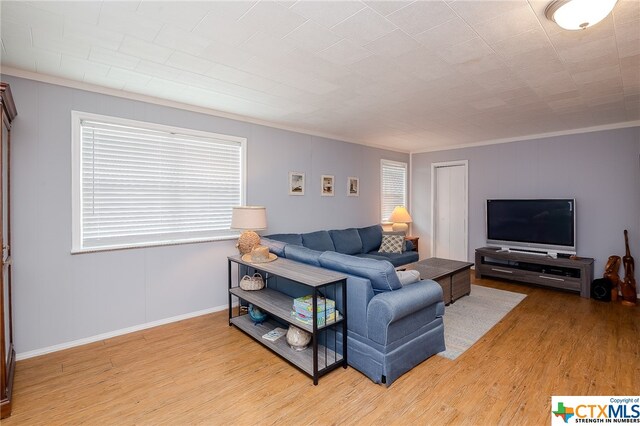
[{"left": 486, "top": 199, "right": 576, "bottom": 255}]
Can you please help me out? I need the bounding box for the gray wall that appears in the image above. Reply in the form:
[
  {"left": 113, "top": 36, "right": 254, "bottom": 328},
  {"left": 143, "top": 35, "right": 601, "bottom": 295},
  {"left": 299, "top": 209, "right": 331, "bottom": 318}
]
[
  {"left": 412, "top": 127, "right": 640, "bottom": 290},
  {"left": 5, "top": 75, "right": 408, "bottom": 355}
]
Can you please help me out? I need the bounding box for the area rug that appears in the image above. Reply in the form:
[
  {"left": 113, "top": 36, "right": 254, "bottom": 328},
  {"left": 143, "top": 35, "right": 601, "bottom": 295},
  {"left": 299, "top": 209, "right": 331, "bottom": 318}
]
[{"left": 439, "top": 285, "right": 527, "bottom": 360}]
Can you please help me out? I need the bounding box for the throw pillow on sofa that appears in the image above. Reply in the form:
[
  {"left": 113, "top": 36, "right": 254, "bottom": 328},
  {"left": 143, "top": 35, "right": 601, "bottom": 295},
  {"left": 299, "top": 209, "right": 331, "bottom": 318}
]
[
  {"left": 396, "top": 270, "right": 420, "bottom": 286},
  {"left": 379, "top": 234, "right": 404, "bottom": 254},
  {"left": 383, "top": 231, "right": 408, "bottom": 252}
]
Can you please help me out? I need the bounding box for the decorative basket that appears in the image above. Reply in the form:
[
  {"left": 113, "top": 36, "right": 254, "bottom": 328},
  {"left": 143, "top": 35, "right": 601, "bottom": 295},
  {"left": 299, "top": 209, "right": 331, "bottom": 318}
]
[
  {"left": 286, "top": 325, "right": 311, "bottom": 351},
  {"left": 240, "top": 273, "right": 265, "bottom": 291}
]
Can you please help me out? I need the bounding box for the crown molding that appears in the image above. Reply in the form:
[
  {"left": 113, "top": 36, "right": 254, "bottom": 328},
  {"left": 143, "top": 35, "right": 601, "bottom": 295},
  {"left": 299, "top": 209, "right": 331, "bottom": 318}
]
[
  {"left": 0, "top": 66, "right": 409, "bottom": 154},
  {"left": 410, "top": 120, "right": 640, "bottom": 155},
  {"left": 5, "top": 66, "right": 634, "bottom": 157}
]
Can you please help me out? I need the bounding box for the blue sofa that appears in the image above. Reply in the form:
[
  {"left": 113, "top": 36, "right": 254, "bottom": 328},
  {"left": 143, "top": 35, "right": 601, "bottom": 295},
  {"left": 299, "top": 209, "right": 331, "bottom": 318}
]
[
  {"left": 260, "top": 225, "right": 445, "bottom": 385},
  {"left": 267, "top": 225, "right": 418, "bottom": 267}
]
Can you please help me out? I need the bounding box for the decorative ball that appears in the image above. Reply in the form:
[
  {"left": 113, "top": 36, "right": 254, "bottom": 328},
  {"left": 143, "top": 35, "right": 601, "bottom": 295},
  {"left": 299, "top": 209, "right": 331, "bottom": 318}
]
[
  {"left": 237, "top": 231, "right": 260, "bottom": 255},
  {"left": 248, "top": 304, "right": 267, "bottom": 325},
  {"left": 286, "top": 325, "right": 311, "bottom": 351}
]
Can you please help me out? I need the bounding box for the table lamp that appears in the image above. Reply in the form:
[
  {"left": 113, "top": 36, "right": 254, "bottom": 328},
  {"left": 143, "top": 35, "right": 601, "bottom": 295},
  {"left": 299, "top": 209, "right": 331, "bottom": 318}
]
[
  {"left": 231, "top": 206, "right": 267, "bottom": 255},
  {"left": 388, "top": 206, "right": 412, "bottom": 233}
]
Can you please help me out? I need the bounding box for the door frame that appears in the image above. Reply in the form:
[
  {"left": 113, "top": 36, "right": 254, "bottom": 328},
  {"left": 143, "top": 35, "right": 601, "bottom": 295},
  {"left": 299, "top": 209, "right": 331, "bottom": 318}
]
[{"left": 430, "top": 160, "right": 468, "bottom": 260}]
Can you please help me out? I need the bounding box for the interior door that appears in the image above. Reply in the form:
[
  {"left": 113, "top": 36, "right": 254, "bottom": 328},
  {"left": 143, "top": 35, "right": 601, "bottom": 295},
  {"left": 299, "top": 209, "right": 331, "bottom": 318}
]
[{"left": 432, "top": 161, "right": 468, "bottom": 261}]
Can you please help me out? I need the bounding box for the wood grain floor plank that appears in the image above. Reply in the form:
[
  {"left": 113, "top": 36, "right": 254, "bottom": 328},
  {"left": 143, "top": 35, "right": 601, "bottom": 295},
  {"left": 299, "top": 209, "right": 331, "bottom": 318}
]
[{"left": 4, "top": 275, "right": 638, "bottom": 424}]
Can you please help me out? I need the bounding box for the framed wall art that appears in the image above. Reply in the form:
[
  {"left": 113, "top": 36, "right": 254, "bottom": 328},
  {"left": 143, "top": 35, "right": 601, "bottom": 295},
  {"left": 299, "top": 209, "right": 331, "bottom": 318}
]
[
  {"left": 321, "top": 175, "right": 334, "bottom": 196},
  {"left": 289, "top": 171, "right": 305, "bottom": 195},
  {"left": 347, "top": 177, "right": 359, "bottom": 197}
]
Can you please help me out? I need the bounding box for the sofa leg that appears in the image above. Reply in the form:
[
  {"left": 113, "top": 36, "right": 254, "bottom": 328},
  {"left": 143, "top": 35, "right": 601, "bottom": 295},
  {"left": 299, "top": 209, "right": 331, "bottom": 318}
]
[{"left": 381, "top": 375, "right": 386, "bottom": 384}]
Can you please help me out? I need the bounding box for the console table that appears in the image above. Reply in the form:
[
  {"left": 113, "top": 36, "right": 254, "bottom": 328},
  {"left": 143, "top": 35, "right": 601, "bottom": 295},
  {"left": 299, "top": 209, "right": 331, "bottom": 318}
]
[
  {"left": 475, "top": 247, "right": 594, "bottom": 298},
  {"left": 228, "top": 255, "right": 347, "bottom": 385}
]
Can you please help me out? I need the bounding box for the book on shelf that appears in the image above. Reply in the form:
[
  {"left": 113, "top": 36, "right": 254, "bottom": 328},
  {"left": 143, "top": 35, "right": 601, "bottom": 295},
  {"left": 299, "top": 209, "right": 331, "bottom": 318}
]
[
  {"left": 290, "top": 310, "right": 342, "bottom": 326},
  {"left": 293, "top": 295, "right": 336, "bottom": 313},
  {"left": 262, "top": 327, "right": 287, "bottom": 342}
]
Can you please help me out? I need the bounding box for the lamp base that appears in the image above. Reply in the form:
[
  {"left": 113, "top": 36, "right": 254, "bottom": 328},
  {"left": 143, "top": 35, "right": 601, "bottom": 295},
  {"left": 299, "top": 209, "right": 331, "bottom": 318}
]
[
  {"left": 391, "top": 223, "right": 409, "bottom": 233},
  {"left": 237, "top": 230, "right": 260, "bottom": 255}
]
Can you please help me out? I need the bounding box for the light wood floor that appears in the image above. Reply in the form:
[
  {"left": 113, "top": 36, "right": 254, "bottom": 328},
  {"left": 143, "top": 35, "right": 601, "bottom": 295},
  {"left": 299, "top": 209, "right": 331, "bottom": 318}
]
[{"left": 5, "top": 275, "right": 639, "bottom": 425}]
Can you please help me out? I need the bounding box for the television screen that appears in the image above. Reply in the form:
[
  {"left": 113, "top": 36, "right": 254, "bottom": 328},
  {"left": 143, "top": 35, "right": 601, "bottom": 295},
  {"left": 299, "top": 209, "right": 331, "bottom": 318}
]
[{"left": 486, "top": 199, "right": 575, "bottom": 251}]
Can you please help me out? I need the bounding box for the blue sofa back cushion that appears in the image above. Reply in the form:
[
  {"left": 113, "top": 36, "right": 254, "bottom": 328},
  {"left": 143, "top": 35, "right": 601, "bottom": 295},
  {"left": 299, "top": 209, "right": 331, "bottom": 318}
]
[
  {"left": 265, "top": 233, "right": 303, "bottom": 246},
  {"left": 284, "top": 244, "right": 322, "bottom": 266},
  {"left": 358, "top": 225, "right": 383, "bottom": 253},
  {"left": 329, "top": 228, "right": 363, "bottom": 255},
  {"left": 318, "top": 251, "right": 402, "bottom": 293},
  {"left": 301, "top": 230, "right": 336, "bottom": 252},
  {"left": 259, "top": 237, "right": 287, "bottom": 257}
]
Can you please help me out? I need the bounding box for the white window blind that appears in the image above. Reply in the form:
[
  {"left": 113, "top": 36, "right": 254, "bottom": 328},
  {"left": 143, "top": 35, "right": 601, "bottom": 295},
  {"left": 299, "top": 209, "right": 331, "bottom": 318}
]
[
  {"left": 72, "top": 112, "right": 245, "bottom": 252},
  {"left": 381, "top": 159, "right": 408, "bottom": 222}
]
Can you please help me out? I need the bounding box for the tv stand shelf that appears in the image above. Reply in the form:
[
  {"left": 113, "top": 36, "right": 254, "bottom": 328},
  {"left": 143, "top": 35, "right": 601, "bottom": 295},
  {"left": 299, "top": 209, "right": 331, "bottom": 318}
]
[{"left": 475, "top": 247, "right": 594, "bottom": 298}]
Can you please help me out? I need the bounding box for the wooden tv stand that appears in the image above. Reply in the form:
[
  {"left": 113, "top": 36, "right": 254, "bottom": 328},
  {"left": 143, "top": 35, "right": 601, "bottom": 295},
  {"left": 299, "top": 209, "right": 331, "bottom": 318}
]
[{"left": 475, "top": 247, "right": 594, "bottom": 298}]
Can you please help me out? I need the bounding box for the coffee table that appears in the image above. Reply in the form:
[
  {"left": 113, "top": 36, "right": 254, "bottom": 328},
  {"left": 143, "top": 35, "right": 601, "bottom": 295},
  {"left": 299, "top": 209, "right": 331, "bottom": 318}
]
[{"left": 405, "top": 258, "right": 473, "bottom": 305}]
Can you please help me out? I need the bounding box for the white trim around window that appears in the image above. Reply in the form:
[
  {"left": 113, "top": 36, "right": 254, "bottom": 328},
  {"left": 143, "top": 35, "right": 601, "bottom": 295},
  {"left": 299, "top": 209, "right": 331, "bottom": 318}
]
[{"left": 71, "top": 111, "right": 247, "bottom": 253}]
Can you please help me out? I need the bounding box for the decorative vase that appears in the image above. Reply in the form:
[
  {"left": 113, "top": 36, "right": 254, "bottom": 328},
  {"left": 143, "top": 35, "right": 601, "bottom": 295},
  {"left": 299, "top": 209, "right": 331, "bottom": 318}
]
[
  {"left": 248, "top": 304, "right": 267, "bottom": 325},
  {"left": 286, "top": 325, "right": 311, "bottom": 351}
]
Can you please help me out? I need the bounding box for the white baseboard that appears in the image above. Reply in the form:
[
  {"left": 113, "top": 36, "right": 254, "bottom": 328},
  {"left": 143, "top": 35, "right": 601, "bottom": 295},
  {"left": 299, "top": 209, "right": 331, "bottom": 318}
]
[{"left": 16, "top": 304, "right": 229, "bottom": 361}]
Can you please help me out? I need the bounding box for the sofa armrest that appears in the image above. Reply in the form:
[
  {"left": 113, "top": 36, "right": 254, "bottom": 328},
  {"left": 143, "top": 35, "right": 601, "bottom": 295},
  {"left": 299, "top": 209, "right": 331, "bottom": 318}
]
[{"left": 366, "top": 280, "right": 443, "bottom": 339}]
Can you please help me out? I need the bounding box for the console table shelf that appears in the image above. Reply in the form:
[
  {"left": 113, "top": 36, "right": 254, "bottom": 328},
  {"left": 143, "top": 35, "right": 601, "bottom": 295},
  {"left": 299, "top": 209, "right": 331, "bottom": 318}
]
[
  {"left": 227, "top": 255, "right": 348, "bottom": 385},
  {"left": 229, "top": 316, "right": 343, "bottom": 377},
  {"left": 229, "top": 287, "right": 343, "bottom": 333},
  {"left": 475, "top": 247, "right": 594, "bottom": 298}
]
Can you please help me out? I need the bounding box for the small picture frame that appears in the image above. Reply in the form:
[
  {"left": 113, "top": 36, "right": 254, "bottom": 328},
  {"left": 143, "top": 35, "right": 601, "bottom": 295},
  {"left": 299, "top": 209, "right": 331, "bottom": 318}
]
[
  {"left": 321, "top": 175, "right": 334, "bottom": 196},
  {"left": 289, "top": 172, "right": 305, "bottom": 195},
  {"left": 347, "top": 177, "right": 359, "bottom": 197}
]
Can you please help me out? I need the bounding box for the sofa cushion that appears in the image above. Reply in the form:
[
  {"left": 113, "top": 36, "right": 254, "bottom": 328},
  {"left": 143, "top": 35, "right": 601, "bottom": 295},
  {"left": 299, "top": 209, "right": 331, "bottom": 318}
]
[
  {"left": 284, "top": 244, "right": 322, "bottom": 266},
  {"left": 355, "top": 253, "right": 390, "bottom": 262},
  {"left": 329, "top": 228, "right": 363, "bottom": 255},
  {"left": 259, "top": 237, "right": 287, "bottom": 257},
  {"left": 358, "top": 225, "right": 383, "bottom": 253},
  {"left": 266, "top": 233, "right": 303, "bottom": 246},
  {"left": 302, "top": 230, "right": 335, "bottom": 252},
  {"left": 370, "top": 251, "right": 419, "bottom": 267},
  {"left": 319, "top": 251, "right": 402, "bottom": 293},
  {"left": 378, "top": 234, "right": 404, "bottom": 253}
]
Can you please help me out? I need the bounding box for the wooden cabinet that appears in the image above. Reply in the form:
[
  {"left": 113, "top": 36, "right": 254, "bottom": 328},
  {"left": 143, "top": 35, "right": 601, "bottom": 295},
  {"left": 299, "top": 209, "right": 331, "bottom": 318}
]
[{"left": 0, "top": 82, "right": 16, "bottom": 419}]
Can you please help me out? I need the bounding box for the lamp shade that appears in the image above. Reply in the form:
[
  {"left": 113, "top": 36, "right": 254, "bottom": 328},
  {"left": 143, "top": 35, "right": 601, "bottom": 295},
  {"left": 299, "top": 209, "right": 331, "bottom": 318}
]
[
  {"left": 545, "top": 0, "right": 618, "bottom": 31},
  {"left": 231, "top": 206, "right": 267, "bottom": 230},
  {"left": 389, "top": 206, "right": 412, "bottom": 223}
]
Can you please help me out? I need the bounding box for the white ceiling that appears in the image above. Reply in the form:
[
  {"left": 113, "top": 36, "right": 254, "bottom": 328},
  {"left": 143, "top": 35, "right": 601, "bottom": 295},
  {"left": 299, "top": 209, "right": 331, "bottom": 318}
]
[{"left": 1, "top": 0, "right": 639, "bottom": 152}]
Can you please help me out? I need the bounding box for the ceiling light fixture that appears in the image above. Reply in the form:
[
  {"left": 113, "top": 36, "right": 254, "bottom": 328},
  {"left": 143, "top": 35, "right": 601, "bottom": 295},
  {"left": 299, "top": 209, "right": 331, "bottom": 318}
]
[{"left": 545, "top": 0, "right": 618, "bottom": 30}]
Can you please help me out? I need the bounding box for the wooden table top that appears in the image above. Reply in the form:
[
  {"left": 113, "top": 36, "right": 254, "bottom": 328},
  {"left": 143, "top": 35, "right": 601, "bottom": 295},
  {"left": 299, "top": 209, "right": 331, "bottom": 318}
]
[{"left": 405, "top": 257, "right": 473, "bottom": 281}]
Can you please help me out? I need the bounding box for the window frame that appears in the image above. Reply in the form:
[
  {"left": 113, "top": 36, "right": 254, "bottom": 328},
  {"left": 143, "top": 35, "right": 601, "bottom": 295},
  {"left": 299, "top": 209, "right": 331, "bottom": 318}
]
[
  {"left": 71, "top": 110, "right": 247, "bottom": 254},
  {"left": 380, "top": 159, "right": 408, "bottom": 223}
]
